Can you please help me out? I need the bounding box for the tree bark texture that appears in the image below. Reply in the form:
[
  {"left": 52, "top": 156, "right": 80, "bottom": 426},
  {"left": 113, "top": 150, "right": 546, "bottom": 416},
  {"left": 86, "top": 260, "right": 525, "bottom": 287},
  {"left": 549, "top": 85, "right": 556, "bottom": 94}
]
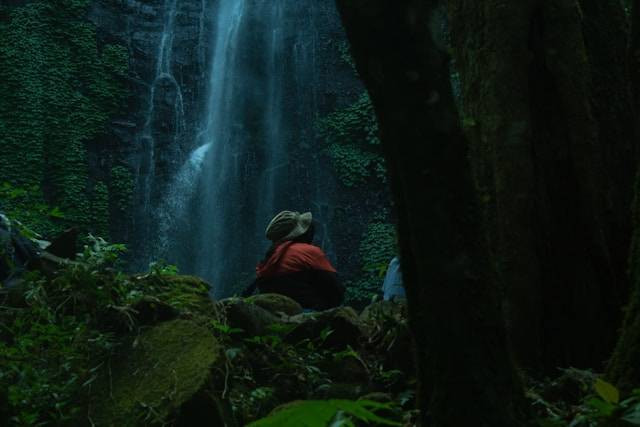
[
  {"left": 336, "top": 1, "right": 527, "bottom": 425},
  {"left": 447, "top": 0, "right": 635, "bottom": 372},
  {"left": 633, "top": 0, "right": 640, "bottom": 113},
  {"left": 607, "top": 0, "right": 640, "bottom": 394}
]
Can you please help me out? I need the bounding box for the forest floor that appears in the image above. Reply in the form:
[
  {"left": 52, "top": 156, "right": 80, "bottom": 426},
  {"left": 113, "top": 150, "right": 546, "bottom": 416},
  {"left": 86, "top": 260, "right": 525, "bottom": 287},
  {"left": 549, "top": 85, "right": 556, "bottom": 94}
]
[{"left": 1, "top": 220, "right": 639, "bottom": 426}]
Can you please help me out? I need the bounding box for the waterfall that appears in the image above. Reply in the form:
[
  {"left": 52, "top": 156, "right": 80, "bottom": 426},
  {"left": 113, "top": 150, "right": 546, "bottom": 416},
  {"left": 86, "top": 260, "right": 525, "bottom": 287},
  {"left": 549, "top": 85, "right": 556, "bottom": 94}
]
[
  {"left": 156, "top": 142, "right": 212, "bottom": 256},
  {"left": 133, "top": 0, "right": 186, "bottom": 259},
  {"left": 151, "top": 0, "right": 337, "bottom": 297}
]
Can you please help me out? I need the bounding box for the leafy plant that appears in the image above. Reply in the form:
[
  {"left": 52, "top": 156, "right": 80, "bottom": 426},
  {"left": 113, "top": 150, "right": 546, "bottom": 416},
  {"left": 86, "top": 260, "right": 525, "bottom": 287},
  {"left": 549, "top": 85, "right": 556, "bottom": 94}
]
[
  {"left": 148, "top": 259, "right": 180, "bottom": 276},
  {"left": 0, "top": 182, "right": 67, "bottom": 238},
  {"left": 345, "top": 219, "right": 397, "bottom": 306},
  {"left": 0, "top": 0, "right": 129, "bottom": 232},
  {"left": 247, "top": 399, "right": 401, "bottom": 427},
  {"left": 532, "top": 375, "right": 640, "bottom": 426},
  {"left": 584, "top": 381, "right": 640, "bottom": 425},
  {"left": 317, "top": 92, "right": 385, "bottom": 188}
]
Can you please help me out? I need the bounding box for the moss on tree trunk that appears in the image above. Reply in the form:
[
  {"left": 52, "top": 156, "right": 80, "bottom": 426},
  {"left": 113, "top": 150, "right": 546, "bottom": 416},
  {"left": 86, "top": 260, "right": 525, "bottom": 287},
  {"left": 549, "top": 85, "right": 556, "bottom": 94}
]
[
  {"left": 607, "top": 0, "right": 640, "bottom": 394},
  {"left": 448, "top": 0, "right": 634, "bottom": 372}
]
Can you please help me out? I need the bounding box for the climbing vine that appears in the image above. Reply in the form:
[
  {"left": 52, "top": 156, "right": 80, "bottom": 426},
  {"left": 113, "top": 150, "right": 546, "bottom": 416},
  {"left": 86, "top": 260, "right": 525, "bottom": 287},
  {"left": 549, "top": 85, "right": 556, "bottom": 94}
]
[
  {"left": 0, "top": 0, "right": 128, "bottom": 233},
  {"left": 90, "top": 181, "right": 109, "bottom": 238},
  {"left": 318, "top": 92, "right": 386, "bottom": 187},
  {"left": 345, "top": 218, "right": 397, "bottom": 306},
  {"left": 0, "top": 183, "right": 66, "bottom": 239},
  {"left": 109, "top": 166, "right": 134, "bottom": 215}
]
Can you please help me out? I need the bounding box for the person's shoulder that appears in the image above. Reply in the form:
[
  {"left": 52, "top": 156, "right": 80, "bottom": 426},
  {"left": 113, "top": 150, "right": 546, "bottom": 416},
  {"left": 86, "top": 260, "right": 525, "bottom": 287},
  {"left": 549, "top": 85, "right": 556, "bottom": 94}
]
[{"left": 289, "top": 242, "right": 325, "bottom": 256}]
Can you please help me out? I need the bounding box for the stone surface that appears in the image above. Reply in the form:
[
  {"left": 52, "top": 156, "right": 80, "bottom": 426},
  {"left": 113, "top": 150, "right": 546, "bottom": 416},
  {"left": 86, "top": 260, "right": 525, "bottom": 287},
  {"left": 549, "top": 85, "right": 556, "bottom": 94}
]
[
  {"left": 359, "top": 300, "right": 407, "bottom": 324},
  {"left": 133, "top": 274, "right": 216, "bottom": 316},
  {"left": 359, "top": 301, "right": 414, "bottom": 374},
  {"left": 220, "top": 297, "right": 283, "bottom": 336},
  {"left": 89, "top": 319, "right": 222, "bottom": 425},
  {"left": 311, "top": 383, "right": 369, "bottom": 400},
  {"left": 324, "top": 353, "right": 369, "bottom": 383},
  {"left": 130, "top": 296, "right": 179, "bottom": 325},
  {"left": 246, "top": 293, "right": 303, "bottom": 316},
  {"left": 286, "top": 306, "right": 364, "bottom": 349}
]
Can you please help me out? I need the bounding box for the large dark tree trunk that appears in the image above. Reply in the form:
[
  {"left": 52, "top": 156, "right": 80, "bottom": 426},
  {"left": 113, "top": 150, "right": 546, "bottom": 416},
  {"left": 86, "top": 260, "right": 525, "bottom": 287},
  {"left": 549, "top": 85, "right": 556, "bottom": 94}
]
[
  {"left": 336, "top": 1, "right": 527, "bottom": 425},
  {"left": 607, "top": 0, "right": 640, "bottom": 394},
  {"left": 447, "top": 0, "right": 635, "bottom": 372},
  {"left": 632, "top": 0, "right": 640, "bottom": 124}
]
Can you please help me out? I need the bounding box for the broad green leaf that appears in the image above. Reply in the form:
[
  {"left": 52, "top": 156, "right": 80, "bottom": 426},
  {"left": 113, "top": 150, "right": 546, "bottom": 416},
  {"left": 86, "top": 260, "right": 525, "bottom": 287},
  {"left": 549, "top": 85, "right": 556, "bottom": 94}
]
[
  {"left": 623, "top": 402, "right": 640, "bottom": 425},
  {"left": 248, "top": 399, "right": 400, "bottom": 427},
  {"left": 594, "top": 378, "right": 620, "bottom": 404},
  {"left": 49, "top": 207, "right": 65, "bottom": 219},
  {"left": 623, "top": 408, "right": 640, "bottom": 425},
  {"left": 587, "top": 398, "right": 616, "bottom": 417}
]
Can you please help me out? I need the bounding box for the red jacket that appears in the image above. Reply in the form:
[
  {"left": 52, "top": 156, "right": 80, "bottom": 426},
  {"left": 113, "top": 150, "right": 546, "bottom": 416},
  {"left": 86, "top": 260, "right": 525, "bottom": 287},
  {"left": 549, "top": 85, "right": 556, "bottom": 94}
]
[
  {"left": 253, "top": 242, "right": 343, "bottom": 310},
  {"left": 256, "top": 242, "right": 337, "bottom": 277}
]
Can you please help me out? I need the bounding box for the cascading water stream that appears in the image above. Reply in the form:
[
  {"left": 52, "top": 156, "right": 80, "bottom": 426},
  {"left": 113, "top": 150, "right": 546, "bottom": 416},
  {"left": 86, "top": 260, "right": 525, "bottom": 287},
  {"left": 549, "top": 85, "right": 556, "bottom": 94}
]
[{"left": 134, "top": 0, "right": 186, "bottom": 249}]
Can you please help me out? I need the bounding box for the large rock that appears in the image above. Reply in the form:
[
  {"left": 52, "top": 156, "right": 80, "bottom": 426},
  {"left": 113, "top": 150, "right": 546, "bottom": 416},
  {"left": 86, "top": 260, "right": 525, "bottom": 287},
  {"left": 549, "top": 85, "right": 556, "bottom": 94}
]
[
  {"left": 88, "top": 319, "right": 224, "bottom": 426},
  {"left": 359, "top": 300, "right": 407, "bottom": 325},
  {"left": 219, "top": 297, "right": 283, "bottom": 336},
  {"left": 285, "top": 306, "right": 364, "bottom": 349},
  {"left": 133, "top": 275, "right": 216, "bottom": 316},
  {"left": 246, "top": 293, "right": 303, "bottom": 316},
  {"left": 0, "top": 213, "right": 40, "bottom": 286},
  {"left": 359, "top": 301, "right": 414, "bottom": 374}
]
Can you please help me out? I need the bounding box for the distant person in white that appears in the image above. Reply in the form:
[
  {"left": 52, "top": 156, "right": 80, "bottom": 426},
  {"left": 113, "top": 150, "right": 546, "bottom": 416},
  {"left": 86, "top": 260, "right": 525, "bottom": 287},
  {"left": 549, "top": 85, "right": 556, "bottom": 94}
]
[{"left": 382, "top": 256, "right": 406, "bottom": 301}]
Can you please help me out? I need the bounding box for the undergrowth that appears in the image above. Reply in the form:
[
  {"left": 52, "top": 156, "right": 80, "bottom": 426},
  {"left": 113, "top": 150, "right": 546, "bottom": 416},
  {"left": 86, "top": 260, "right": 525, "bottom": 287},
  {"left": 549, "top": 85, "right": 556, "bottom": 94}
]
[{"left": 0, "top": 235, "right": 208, "bottom": 425}]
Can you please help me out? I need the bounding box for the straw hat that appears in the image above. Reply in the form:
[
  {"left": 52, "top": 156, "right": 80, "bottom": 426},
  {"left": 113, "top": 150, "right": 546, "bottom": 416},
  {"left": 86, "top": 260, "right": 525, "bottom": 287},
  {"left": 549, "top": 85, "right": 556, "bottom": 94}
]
[{"left": 265, "top": 210, "right": 313, "bottom": 243}]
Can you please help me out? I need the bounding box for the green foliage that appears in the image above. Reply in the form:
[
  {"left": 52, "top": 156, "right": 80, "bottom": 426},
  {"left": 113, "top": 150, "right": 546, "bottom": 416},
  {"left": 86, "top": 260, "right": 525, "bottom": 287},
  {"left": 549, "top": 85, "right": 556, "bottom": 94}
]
[
  {"left": 580, "top": 382, "right": 640, "bottom": 425},
  {"left": 109, "top": 165, "right": 134, "bottom": 214},
  {"left": 247, "top": 399, "right": 400, "bottom": 427},
  {"left": 318, "top": 92, "right": 386, "bottom": 187},
  {"left": 0, "top": 1, "right": 129, "bottom": 229},
  {"left": 136, "top": 274, "right": 212, "bottom": 314},
  {"left": 0, "top": 236, "right": 128, "bottom": 425},
  {"left": 218, "top": 320, "right": 339, "bottom": 422},
  {"left": 90, "top": 181, "right": 109, "bottom": 238},
  {"left": 0, "top": 182, "right": 67, "bottom": 237},
  {"left": 346, "top": 220, "right": 397, "bottom": 306},
  {"left": 338, "top": 41, "right": 357, "bottom": 72},
  {"left": 326, "top": 144, "right": 386, "bottom": 188},
  {"left": 148, "top": 259, "right": 180, "bottom": 276},
  {"left": 359, "top": 222, "right": 397, "bottom": 274},
  {"left": 0, "top": 230, "right": 212, "bottom": 425},
  {"left": 321, "top": 93, "right": 379, "bottom": 146},
  {"left": 531, "top": 372, "right": 640, "bottom": 426}
]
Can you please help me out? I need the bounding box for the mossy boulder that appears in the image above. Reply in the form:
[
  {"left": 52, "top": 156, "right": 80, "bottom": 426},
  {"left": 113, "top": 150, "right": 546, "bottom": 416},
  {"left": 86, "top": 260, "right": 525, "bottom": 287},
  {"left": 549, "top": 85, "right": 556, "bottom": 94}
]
[
  {"left": 285, "top": 307, "right": 364, "bottom": 349},
  {"left": 219, "top": 297, "right": 282, "bottom": 336},
  {"left": 130, "top": 296, "right": 179, "bottom": 325},
  {"left": 89, "top": 319, "right": 222, "bottom": 426},
  {"left": 359, "top": 300, "right": 414, "bottom": 373},
  {"left": 359, "top": 300, "right": 406, "bottom": 324},
  {"left": 246, "top": 293, "right": 303, "bottom": 316},
  {"left": 133, "top": 274, "right": 215, "bottom": 316}
]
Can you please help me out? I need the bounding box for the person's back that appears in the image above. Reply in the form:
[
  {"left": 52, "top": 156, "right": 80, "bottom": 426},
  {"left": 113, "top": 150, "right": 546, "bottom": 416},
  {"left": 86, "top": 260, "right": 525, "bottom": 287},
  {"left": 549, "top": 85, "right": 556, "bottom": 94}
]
[
  {"left": 247, "top": 211, "right": 344, "bottom": 310},
  {"left": 382, "top": 256, "right": 406, "bottom": 302}
]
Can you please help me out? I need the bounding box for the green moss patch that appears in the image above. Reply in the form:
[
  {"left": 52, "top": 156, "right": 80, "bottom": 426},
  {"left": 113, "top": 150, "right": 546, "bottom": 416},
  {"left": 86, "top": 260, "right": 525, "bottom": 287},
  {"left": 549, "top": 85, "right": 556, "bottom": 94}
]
[{"left": 89, "top": 319, "right": 220, "bottom": 425}]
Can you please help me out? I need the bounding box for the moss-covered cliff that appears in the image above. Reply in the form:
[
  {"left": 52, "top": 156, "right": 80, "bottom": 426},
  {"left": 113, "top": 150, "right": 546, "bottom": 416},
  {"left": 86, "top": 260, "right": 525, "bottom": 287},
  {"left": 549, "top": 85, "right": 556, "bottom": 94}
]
[{"left": 0, "top": 0, "right": 129, "bottom": 238}]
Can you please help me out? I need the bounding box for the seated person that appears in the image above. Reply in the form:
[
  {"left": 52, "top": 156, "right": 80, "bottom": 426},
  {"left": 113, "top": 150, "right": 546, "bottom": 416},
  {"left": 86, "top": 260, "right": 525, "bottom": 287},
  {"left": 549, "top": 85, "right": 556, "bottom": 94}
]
[
  {"left": 382, "top": 256, "right": 406, "bottom": 302},
  {"left": 245, "top": 210, "right": 344, "bottom": 310}
]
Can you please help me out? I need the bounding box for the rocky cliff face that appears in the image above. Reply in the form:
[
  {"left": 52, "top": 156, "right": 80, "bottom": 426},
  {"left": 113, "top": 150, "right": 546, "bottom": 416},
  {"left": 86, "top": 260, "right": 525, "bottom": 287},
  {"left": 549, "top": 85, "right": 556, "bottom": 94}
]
[{"left": 87, "top": 0, "right": 216, "bottom": 242}]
